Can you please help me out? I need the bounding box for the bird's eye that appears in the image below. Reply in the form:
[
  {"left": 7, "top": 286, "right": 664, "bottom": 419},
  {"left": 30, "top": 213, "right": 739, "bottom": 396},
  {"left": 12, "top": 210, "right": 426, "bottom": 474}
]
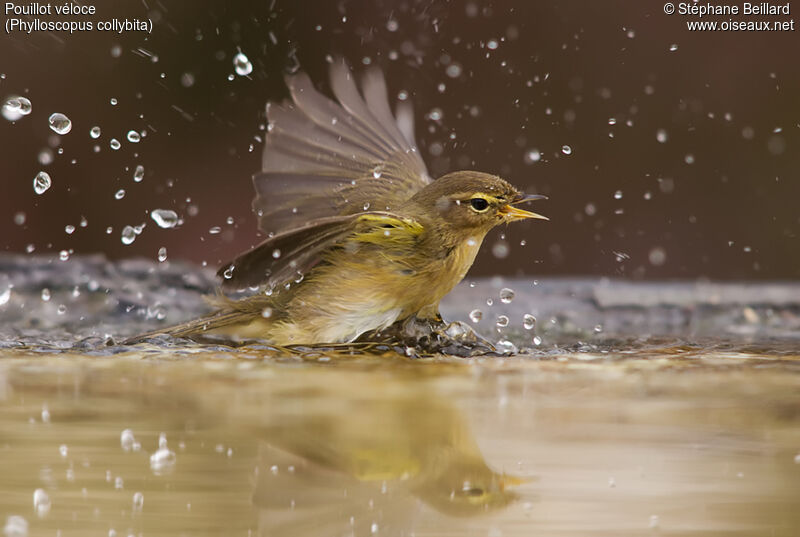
[{"left": 469, "top": 198, "right": 490, "bottom": 212}]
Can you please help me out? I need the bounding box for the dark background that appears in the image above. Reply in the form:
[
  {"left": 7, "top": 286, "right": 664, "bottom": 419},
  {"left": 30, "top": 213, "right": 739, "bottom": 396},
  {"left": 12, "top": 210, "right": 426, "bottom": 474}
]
[{"left": 2, "top": 0, "right": 798, "bottom": 280}]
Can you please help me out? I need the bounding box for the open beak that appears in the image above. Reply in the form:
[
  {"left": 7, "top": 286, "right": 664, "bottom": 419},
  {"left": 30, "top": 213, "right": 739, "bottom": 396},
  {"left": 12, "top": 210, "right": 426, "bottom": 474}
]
[{"left": 499, "top": 194, "right": 549, "bottom": 221}]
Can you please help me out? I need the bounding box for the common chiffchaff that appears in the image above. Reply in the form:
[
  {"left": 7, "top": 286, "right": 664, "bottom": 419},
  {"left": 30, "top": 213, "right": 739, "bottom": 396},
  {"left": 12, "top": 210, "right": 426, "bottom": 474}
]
[{"left": 127, "top": 60, "right": 547, "bottom": 346}]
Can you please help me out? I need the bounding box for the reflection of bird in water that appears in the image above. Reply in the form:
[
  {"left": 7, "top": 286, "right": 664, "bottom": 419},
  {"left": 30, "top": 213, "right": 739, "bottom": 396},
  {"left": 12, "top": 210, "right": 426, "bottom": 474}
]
[{"left": 245, "top": 372, "right": 527, "bottom": 536}]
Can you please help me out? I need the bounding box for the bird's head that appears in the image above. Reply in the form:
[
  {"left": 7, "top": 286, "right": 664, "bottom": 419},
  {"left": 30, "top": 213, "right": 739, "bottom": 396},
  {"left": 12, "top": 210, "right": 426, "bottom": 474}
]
[{"left": 410, "top": 171, "right": 548, "bottom": 237}]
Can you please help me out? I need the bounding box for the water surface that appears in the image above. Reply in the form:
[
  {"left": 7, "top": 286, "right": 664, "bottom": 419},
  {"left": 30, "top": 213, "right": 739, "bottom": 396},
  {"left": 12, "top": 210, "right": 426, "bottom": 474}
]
[{"left": 1, "top": 255, "right": 799, "bottom": 536}]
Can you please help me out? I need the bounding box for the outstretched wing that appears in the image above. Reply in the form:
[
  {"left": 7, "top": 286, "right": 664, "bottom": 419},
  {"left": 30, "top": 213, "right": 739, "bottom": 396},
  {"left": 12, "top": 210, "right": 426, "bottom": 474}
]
[
  {"left": 252, "top": 59, "right": 431, "bottom": 236},
  {"left": 218, "top": 212, "right": 423, "bottom": 290}
]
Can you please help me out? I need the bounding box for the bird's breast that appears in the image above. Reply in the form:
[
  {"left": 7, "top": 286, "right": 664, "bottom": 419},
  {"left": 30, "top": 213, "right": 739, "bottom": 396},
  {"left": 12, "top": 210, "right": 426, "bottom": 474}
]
[
  {"left": 406, "top": 235, "right": 484, "bottom": 310},
  {"left": 445, "top": 236, "right": 484, "bottom": 282}
]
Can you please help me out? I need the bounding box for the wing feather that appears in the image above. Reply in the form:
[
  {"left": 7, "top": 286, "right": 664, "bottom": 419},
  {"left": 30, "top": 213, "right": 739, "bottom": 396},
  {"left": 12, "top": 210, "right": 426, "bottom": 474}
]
[
  {"left": 219, "top": 212, "right": 422, "bottom": 291},
  {"left": 252, "top": 59, "right": 430, "bottom": 236}
]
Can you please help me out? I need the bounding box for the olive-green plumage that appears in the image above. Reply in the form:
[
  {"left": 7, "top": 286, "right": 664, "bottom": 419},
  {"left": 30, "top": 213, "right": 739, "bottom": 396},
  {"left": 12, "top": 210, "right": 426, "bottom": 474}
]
[{"left": 127, "top": 60, "right": 547, "bottom": 346}]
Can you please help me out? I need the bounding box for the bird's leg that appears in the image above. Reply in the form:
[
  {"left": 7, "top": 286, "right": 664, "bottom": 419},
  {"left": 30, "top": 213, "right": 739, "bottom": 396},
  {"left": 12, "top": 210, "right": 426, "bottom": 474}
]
[{"left": 363, "top": 311, "right": 499, "bottom": 357}]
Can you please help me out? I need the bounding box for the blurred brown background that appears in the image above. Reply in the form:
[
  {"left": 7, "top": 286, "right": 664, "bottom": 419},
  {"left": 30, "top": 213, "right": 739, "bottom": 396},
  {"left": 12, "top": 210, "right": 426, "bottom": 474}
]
[{"left": 1, "top": 0, "right": 798, "bottom": 280}]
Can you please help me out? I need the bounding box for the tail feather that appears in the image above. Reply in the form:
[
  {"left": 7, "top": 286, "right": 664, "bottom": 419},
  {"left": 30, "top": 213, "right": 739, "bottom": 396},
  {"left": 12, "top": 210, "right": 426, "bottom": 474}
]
[{"left": 121, "top": 308, "right": 256, "bottom": 345}]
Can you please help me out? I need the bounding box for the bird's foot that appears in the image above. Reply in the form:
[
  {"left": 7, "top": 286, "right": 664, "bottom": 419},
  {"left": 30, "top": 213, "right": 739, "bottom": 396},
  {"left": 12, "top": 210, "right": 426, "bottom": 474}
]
[{"left": 364, "top": 316, "right": 500, "bottom": 357}]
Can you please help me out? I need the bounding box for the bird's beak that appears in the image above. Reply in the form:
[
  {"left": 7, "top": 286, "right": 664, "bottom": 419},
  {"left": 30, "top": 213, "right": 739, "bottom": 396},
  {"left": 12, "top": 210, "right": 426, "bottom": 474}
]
[{"left": 499, "top": 194, "right": 549, "bottom": 221}]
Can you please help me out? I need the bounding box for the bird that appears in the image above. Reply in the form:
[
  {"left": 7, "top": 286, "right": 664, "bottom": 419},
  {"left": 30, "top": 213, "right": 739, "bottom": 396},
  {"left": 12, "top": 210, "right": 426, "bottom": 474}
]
[{"left": 126, "top": 59, "right": 547, "bottom": 347}]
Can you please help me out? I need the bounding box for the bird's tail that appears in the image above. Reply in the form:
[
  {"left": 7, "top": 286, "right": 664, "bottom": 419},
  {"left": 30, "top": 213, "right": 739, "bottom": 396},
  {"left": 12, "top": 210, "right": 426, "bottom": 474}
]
[
  {"left": 121, "top": 292, "right": 276, "bottom": 345},
  {"left": 121, "top": 307, "right": 256, "bottom": 345}
]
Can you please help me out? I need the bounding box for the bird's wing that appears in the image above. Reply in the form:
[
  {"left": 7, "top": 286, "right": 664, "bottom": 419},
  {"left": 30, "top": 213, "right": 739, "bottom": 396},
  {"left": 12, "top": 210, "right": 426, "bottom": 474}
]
[
  {"left": 252, "top": 59, "right": 431, "bottom": 236},
  {"left": 218, "top": 212, "right": 423, "bottom": 290}
]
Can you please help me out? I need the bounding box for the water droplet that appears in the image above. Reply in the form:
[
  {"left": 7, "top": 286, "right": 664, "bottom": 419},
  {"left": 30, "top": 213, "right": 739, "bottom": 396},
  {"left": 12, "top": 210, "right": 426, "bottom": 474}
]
[
  {"left": 48, "top": 113, "right": 72, "bottom": 134},
  {"left": 496, "top": 315, "right": 509, "bottom": 327},
  {"left": 2, "top": 97, "right": 25, "bottom": 121},
  {"left": 561, "top": 145, "right": 572, "bottom": 155},
  {"left": 58, "top": 250, "right": 69, "bottom": 262},
  {"left": 524, "top": 149, "right": 541, "bottom": 164},
  {"left": 491, "top": 241, "right": 509, "bottom": 259},
  {"left": 532, "top": 336, "right": 542, "bottom": 345},
  {"left": 261, "top": 307, "right": 273, "bottom": 319},
  {"left": 109, "top": 138, "right": 121, "bottom": 150},
  {"left": 90, "top": 126, "right": 101, "bottom": 139},
  {"left": 150, "top": 209, "right": 179, "bottom": 229},
  {"left": 40, "top": 288, "right": 51, "bottom": 302},
  {"left": 132, "top": 492, "right": 144, "bottom": 511},
  {"left": 114, "top": 476, "right": 124, "bottom": 490},
  {"left": 684, "top": 153, "right": 695, "bottom": 164},
  {"left": 363, "top": 202, "right": 371, "bottom": 210},
  {"left": 120, "top": 429, "right": 136, "bottom": 451},
  {"left": 272, "top": 249, "right": 281, "bottom": 259},
  {"left": 608, "top": 118, "right": 617, "bottom": 125},
  {"left": 133, "top": 165, "right": 144, "bottom": 182},
  {"left": 8, "top": 96, "right": 32, "bottom": 117},
  {"left": 150, "top": 435, "right": 176, "bottom": 475},
  {"left": 486, "top": 298, "right": 494, "bottom": 306},
  {"left": 497, "top": 339, "right": 517, "bottom": 354},
  {"left": 110, "top": 97, "right": 118, "bottom": 105},
  {"left": 523, "top": 314, "right": 536, "bottom": 329},
  {"left": 656, "top": 129, "right": 668, "bottom": 143},
  {"left": 386, "top": 19, "right": 399, "bottom": 31},
  {"left": 0, "top": 287, "right": 10, "bottom": 306},
  {"left": 157, "top": 247, "right": 167, "bottom": 262},
  {"left": 487, "top": 39, "right": 499, "bottom": 50},
  {"left": 121, "top": 225, "right": 137, "bottom": 245},
  {"left": 669, "top": 43, "right": 678, "bottom": 52},
  {"left": 180, "top": 72, "right": 195, "bottom": 88},
  {"left": 446, "top": 63, "right": 463, "bottom": 78},
  {"left": 58, "top": 444, "right": 68, "bottom": 457},
  {"left": 469, "top": 309, "right": 482, "bottom": 322},
  {"left": 648, "top": 246, "right": 667, "bottom": 266},
  {"left": 593, "top": 324, "right": 603, "bottom": 333},
  {"left": 499, "top": 287, "right": 515, "bottom": 304},
  {"left": 427, "top": 108, "right": 442, "bottom": 121},
  {"left": 37, "top": 148, "right": 53, "bottom": 165},
  {"left": 233, "top": 51, "right": 253, "bottom": 76},
  {"left": 33, "top": 489, "right": 50, "bottom": 518},
  {"left": 126, "top": 130, "right": 140, "bottom": 143},
  {"left": 2, "top": 515, "right": 28, "bottom": 537},
  {"left": 33, "top": 171, "right": 51, "bottom": 195},
  {"left": 209, "top": 226, "right": 221, "bottom": 234},
  {"left": 613, "top": 190, "right": 623, "bottom": 200},
  {"left": 114, "top": 189, "right": 125, "bottom": 200}
]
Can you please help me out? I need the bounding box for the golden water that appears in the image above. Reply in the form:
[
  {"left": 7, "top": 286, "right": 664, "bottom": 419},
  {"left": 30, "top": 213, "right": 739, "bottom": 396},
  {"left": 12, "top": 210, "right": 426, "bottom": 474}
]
[{"left": 1, "top": 344, "right": 798, "bottom": 536}]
